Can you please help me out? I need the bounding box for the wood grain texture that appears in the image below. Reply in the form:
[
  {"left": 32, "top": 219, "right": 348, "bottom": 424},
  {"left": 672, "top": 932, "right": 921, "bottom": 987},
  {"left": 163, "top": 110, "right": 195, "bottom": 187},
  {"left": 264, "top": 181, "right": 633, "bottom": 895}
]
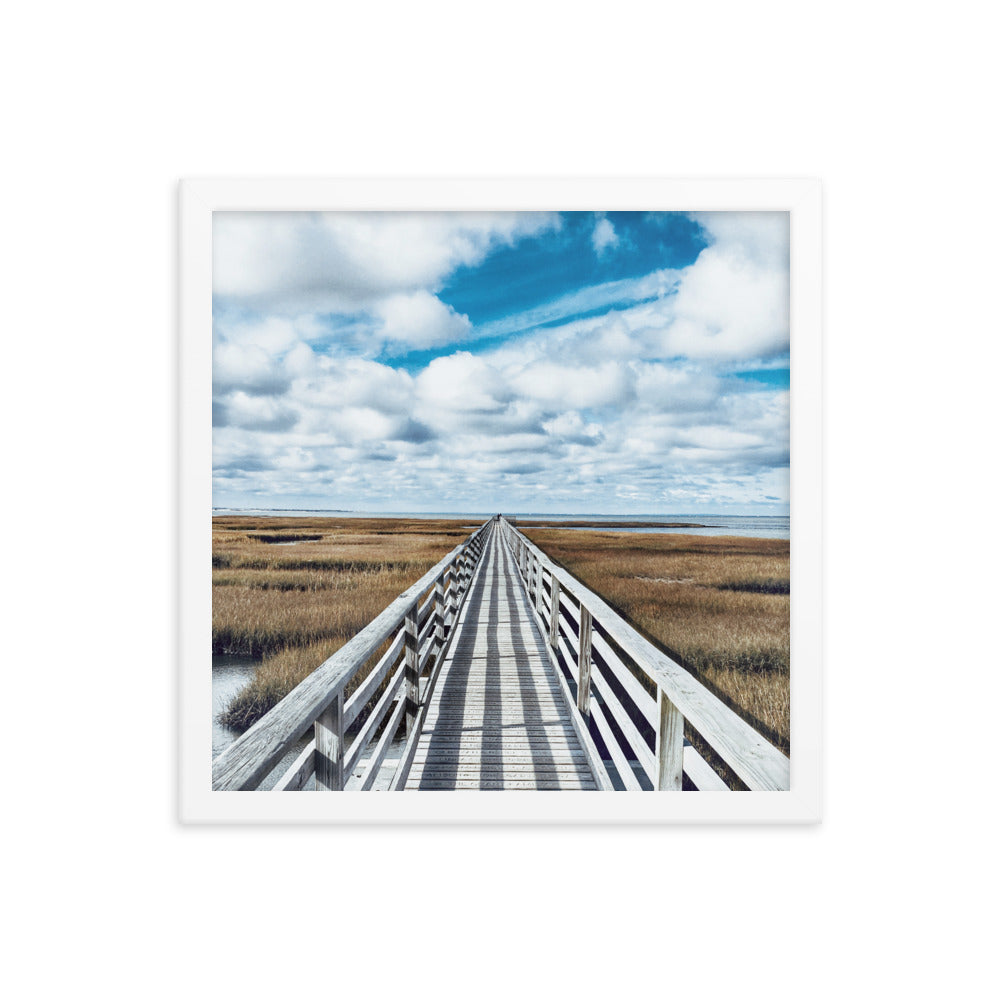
[
  {"left": 315, "top": 692, "right": 344, "bottom": 791},
  {"left": 271, "top": 740, "right": 316, "bottom": 792},
  {"left": 548, "top": 577, "right": 561, "bottom": 648},
  {"left": 403, "top": 601, "right": 419, "bottom": 739},
  {"left": 656, "top": 689, "right": 684, "bottom": 791},
  {"left": 577, "top": 605, "right": 593, "bottom": 715}
]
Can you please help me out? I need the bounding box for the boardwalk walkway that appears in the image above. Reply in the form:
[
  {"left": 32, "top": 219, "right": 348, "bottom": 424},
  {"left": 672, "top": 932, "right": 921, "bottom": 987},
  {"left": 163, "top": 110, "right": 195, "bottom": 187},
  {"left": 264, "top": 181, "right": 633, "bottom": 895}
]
[
  {"left": 212, "top": 515, "right": 789, "bottom": 795},
  {"left": 406, "top": 525, "right": 597, "bottom": 790}
]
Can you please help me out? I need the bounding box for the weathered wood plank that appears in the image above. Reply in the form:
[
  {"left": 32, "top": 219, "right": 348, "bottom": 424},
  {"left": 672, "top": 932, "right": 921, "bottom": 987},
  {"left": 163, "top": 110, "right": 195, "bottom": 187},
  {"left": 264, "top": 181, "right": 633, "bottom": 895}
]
[
  {"left": 434, "top": 574, "right": 445, "bottom": 650},
  {"left": 683, "top": 744, "right": 729, "bottom": 791},
  {"left": 577, "top": 605, "right": 593, "bottom": 715},
  {"left": 588, "top": 695, "right": 643, "bottom": 791},
  {"left": 342, "top": 629, "right": 405, "bottom": 729},
  {"left": 403, "top": 601, "right": 419, "bottom": 738},
  {"left": 656, "top": 688, "right": 684, "bottom": 791},
  {"left": 548, "top": 577, "right": 561, "bottom": 648},
  {"left": 412, "top": 765, "right": 596, "bottom": 778},
  {"left": 315, "top": 692, "right": 344, "bottom": 791},
  {"left": 587, "top": 655, "right": 656, "bottom": 779},
  {"left": 590, "top": 631, "right": 658, "bottom": 731},
  {"left": 271, "top": 740, "right": 315, "bottom": 792},
  {"left": 408, "top": 779, "right": 597, "bottom": 790},
  {"left": 358, "top": 695, "right": 406, "bottom": 791},
  {"left": 412, "top": 750, "right": 588, "bottom": 761},
  {"left": 343, "top": 657, "right": 407, "bottom": 778}
]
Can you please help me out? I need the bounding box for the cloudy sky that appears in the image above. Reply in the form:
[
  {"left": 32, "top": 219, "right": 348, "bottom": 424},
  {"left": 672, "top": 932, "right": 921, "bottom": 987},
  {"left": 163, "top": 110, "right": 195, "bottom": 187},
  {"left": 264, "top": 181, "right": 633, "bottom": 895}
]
[{"left": 212, "top": 210, "right": 789, "bottom": 515}]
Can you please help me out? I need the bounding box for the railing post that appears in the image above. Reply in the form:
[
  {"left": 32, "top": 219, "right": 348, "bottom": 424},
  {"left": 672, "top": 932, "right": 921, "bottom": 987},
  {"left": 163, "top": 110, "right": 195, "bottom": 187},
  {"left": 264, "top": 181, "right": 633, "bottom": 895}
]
[
  {"left": 577, "top": 605, "right": 593, "bottom": 714},
  {"left": 404, "top": 600, "right": 419, "bottom": 738},
  {"left": 535, "top": 563, "right": 545, "bottom": 614},
  {"left": 443, "top": 566, "right": 455, "bottom": 630},
  {"left": 655, "top": 688, "right": 684, "bottom": 790},
  {"left": 549, "top": 576, "right": 561, "bottom": 648},
  {"left": 315, "top": 691, "right": 344, "bottom": 790},
  {"left": 433, "top": 571, "right": 445, "bottom": 652}
]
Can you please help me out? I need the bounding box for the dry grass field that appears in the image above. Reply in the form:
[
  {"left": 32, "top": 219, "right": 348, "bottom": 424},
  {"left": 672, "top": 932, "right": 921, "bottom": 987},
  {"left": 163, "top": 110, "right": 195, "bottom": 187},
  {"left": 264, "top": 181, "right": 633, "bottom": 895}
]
[
  {"left": 213, "top": 517, "right": 790, "bottom": 761},
  {"left": 521, "top": 528, "right": 790, "bottom": 752},
  {"left": 212, "top": 517, "right": 467, "bottom": 728}
]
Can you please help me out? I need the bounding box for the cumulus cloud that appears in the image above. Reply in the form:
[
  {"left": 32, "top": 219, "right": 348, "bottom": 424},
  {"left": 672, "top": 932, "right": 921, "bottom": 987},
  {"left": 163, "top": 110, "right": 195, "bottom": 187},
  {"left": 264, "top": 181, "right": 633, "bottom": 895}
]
[
  {"left": 375, "top": 291, "right": 472, "bottom": 351},
  {"left": 217, "top": 392, "right": 299, "bottom": 433},
  {"left": 542, "top": 411, "right": 603, "bottom": 445},
  {"left": 416, "top": 353, "right": 512, "bottom": 414},
  {"left": 666, "top": 214, "right": 789, "bottom": 360},
  {"left": 509, "top": 360, "right": 635, "bottom": 410},
  {"left": 213, "top": 342, "right": 293, "bottom": 397}
]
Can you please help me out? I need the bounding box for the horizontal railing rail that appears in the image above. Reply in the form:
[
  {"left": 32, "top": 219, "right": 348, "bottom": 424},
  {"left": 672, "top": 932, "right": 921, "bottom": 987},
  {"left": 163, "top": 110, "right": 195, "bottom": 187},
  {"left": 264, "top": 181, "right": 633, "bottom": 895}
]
[
  {"left": 497, "top": 516, "right": 790, "bottom": 791},
  {"left": 212, "top": 518, "right": 495, "bottom": 791}
]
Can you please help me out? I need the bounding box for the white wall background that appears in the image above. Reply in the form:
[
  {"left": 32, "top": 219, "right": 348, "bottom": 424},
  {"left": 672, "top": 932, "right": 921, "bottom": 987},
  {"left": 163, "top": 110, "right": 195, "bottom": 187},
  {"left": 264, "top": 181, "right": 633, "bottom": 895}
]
[{"left": 5, "top": 3, "right": 995, "bottom": 997}]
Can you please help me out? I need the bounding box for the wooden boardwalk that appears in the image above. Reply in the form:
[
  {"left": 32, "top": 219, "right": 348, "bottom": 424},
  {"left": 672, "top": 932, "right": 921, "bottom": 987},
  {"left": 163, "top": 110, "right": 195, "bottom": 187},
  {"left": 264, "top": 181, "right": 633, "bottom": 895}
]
[
  {"left": 405, "top": 526, "right": 597, "bottom": 790},
  {"left": 212, "top": 515, "right": 789, "bottom": 794}
]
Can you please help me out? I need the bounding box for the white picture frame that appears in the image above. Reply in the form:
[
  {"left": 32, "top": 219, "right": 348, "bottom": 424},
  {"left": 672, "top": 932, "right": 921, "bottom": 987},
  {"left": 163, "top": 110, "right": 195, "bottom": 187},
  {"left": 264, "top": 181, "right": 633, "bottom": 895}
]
[{"left": 180, "top": 177, "right": 822, "bottom": 824}]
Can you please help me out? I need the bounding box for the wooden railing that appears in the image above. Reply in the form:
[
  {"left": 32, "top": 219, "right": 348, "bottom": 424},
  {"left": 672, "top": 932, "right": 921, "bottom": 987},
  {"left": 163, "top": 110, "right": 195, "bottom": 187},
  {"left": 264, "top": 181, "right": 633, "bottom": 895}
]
[
  {"left": 497, "top": 516, "right": 790, "bottom": 791},
  {"left": 212, "top": 519, "right": 494, "bottom": 791}
]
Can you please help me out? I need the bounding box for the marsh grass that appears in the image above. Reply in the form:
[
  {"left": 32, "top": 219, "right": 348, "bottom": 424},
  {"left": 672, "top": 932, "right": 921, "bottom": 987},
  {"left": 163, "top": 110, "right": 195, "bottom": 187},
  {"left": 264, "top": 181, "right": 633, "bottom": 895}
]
[
  {"left": 524, "top": 529, "right": 790, "bottom": 752},
  {"left": 214, "top": 517, "right": 790, "bottom": 768},
  {"left": 214, "top": 517, "right": 464, "bottom": 729}
]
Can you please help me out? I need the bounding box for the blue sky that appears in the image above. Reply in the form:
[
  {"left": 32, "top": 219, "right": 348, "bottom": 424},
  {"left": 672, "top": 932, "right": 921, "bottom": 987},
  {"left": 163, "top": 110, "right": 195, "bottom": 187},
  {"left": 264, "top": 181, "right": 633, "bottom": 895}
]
[{"left": 212, "top": 210, "right": 790, "bottom": 514}]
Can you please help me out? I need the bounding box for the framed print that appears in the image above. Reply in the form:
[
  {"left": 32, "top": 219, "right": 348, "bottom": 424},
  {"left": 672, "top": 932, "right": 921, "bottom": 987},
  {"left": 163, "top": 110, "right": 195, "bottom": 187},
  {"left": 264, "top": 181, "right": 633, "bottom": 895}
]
[{"left": 180, "top": 178, "right": 822, "bottom": 824}]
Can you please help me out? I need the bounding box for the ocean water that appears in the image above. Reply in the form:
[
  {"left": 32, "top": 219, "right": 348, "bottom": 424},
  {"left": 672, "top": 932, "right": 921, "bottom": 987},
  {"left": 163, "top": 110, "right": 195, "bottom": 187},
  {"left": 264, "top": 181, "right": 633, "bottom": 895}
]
[{"left": 212, "top": 508, "right": 790, "bottom": 540}]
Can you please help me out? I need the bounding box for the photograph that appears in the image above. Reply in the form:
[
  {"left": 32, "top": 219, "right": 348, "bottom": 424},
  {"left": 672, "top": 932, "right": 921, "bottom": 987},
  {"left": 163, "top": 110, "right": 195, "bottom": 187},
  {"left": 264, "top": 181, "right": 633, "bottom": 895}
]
[{"left": 182, "top": 179, "right": 821, "bottom": 821}]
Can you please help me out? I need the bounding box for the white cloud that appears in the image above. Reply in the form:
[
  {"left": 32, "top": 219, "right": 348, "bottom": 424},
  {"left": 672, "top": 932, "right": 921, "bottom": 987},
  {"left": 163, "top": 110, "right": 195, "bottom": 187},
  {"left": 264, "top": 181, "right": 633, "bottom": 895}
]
[
  {"left": 215, "top": 392, "right": 298, "bottom": 433},
  {"left": 591, "top": 217, "right": 619, "bottom": 256},
  {"left": 666, "top": 229, "right": 789, "bottom": 359},
  {"left": 213, "top": 211, "right": 560, "bottom": 314},
  {"left": 542, "top": 411, "right": 603, "bottom": 445},
  {"left": 375, "top": 291, "right": 472, "bottom": 351},
  {"left": 416, "top": 352, "right": 511, "bottom": 414},
  {"left": 213, "top": 342, "right": 293, "bottom": 397},
  {"left": 509, "top": 360, "right": 634, "bottom": 410},
  {"left": 690, "top": 211, "right": 789, "bottom": 269}
]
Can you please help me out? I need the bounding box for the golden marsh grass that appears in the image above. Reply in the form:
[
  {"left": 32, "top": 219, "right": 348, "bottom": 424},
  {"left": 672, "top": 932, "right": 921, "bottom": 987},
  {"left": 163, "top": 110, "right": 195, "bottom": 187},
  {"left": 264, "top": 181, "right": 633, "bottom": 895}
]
[
  {"left": 522, "top": 528, "right": 790, "bottom": 752},
  {"left": 213, "top": 518, "right": 790, "bottom": 761},
  {"left": 213, "top": 517, "right": 466, "bottom": 729}
]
